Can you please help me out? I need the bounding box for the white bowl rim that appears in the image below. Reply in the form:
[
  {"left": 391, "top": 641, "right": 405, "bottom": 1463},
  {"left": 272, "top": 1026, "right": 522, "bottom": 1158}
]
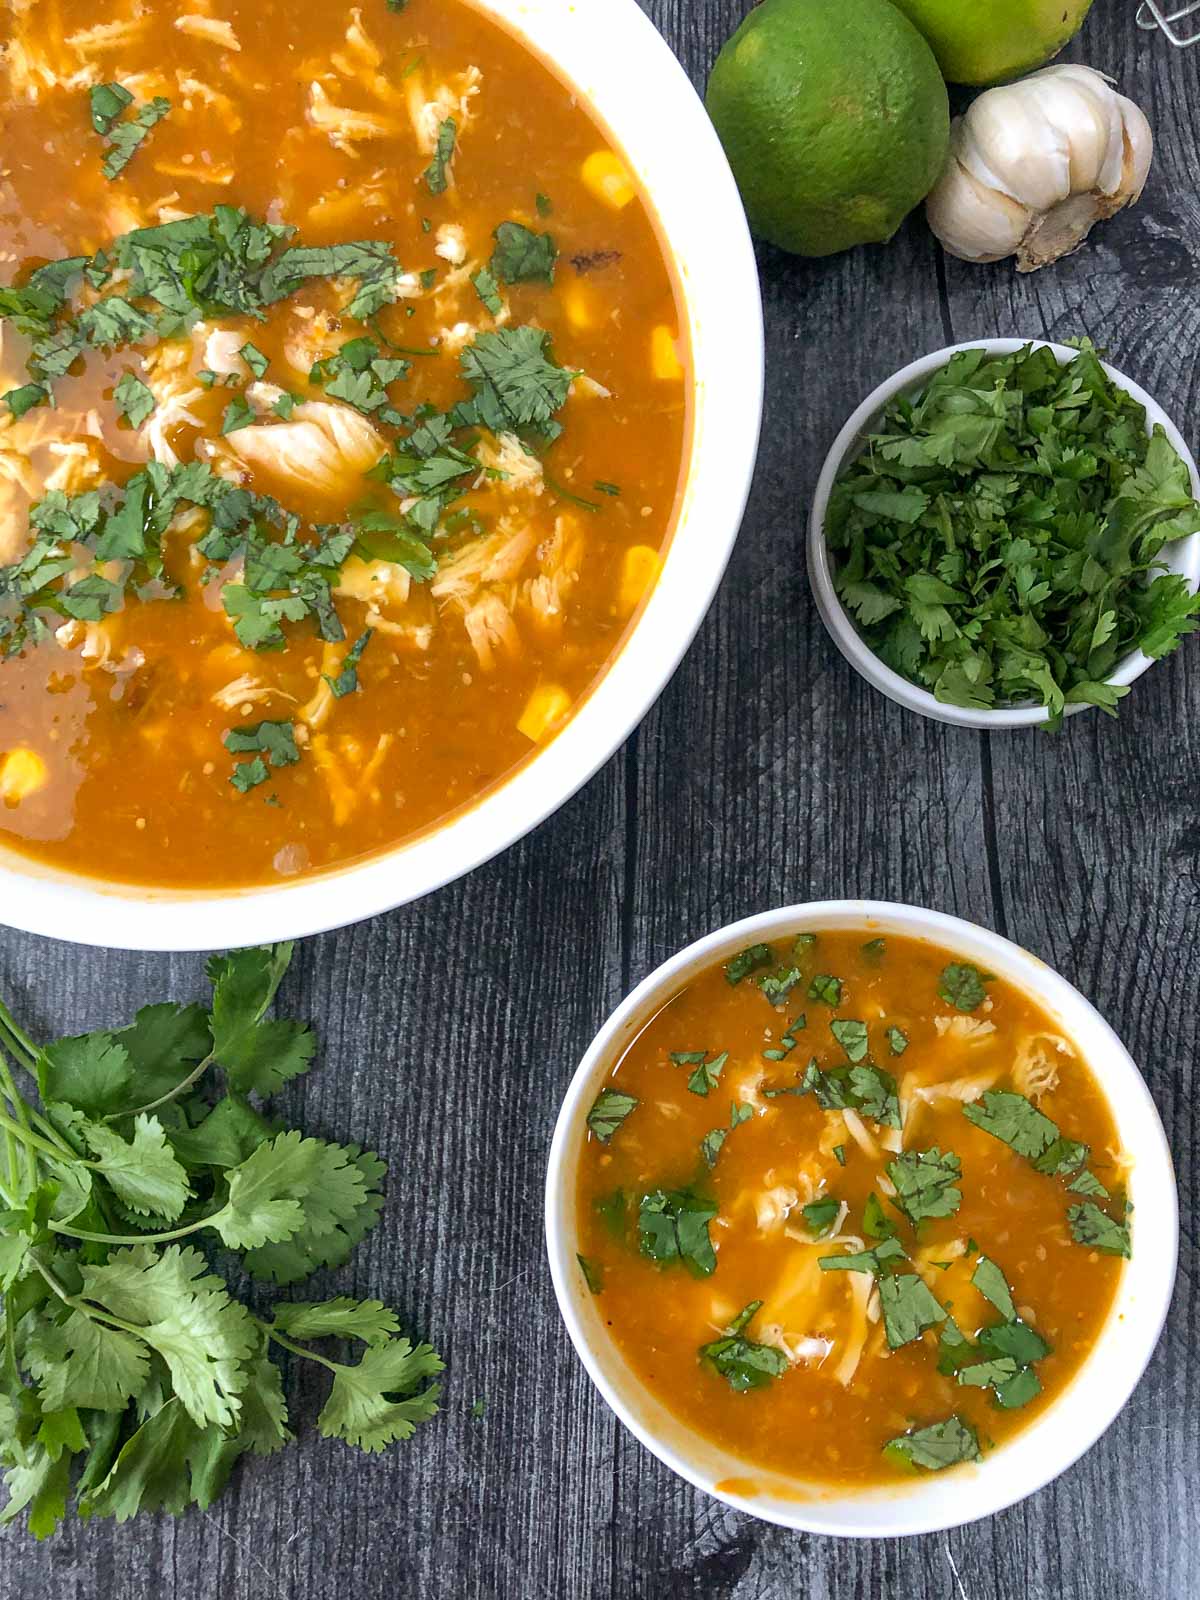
[
  {"left": 0, "top": 0, "right": 765, "bottom": 952},
  {"left": 545, "top": 899, "right": 1179, "bottom": 1537},
  {"left": 807, "top": 338, "right": 1200, "bottom": 731}
]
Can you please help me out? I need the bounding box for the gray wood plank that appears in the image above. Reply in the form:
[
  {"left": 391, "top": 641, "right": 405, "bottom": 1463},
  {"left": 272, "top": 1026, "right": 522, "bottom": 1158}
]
[{"left": 2, "top": 0, "right": 1197, "bottom": 1595}]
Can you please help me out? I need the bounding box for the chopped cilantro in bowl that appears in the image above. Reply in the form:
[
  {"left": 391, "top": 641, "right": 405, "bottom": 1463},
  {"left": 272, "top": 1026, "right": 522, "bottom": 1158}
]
[{"left": 808, "top": 340, "right": 1200, "bottom": 730}]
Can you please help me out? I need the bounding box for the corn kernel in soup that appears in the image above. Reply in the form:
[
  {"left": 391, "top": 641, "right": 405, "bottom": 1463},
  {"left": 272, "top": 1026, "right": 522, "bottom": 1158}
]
[
  {"left": 576, "top": 931, "right": 1129, "bottom": 1485},
  {"left": 0, "top": 0, "right": 689, "bottom": 888}
]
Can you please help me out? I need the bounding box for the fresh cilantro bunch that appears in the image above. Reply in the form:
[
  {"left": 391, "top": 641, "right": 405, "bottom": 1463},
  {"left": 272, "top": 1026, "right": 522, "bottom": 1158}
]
[
  {"left": 826, "top": 342, "right": 1200, "bottom": 725},
  {"left": 0, "top": 944, "right": 441, "bottom": 1538}
]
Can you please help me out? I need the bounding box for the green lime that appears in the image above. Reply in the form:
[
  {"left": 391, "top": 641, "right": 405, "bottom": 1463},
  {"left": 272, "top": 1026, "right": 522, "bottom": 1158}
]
[
  {"left": 705, "top": 0, "right": 950, "bottom": 259},
  {"left": 889, "top": 0, "right": 1095, "bottom": 85}
]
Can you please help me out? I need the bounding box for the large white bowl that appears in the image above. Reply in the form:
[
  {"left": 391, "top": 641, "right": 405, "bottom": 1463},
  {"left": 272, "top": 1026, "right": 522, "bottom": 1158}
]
[
  {"left": 0, "top": 0, "right": 763, "bottom": 951},
  {"left": 545, "top": 901, "right": 1178, "bottom": 1537},
  {"left": 807, "top": 340, "right": 1200, "bottom": 730}
]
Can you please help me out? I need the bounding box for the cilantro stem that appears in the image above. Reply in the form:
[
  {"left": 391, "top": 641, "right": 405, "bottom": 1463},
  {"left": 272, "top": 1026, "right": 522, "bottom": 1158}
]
[
  {"left": 49, "top": 1209, "right": 222, "bottom": 1247},
  {"left": 112, "top": 1050, "right": 216, "bottom": 1121},
  {"left": 259, "top": 1322, "right": 340, "bottom": 1372},
  {"left": 0, "top": 1107, "right": 79, "bottom": 1166},
  {"left": 25, "top": 1252, "right": 147, "bottom": 1340}
]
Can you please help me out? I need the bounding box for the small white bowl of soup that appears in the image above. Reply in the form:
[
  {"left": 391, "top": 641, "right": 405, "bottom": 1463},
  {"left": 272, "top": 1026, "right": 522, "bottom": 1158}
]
[
  {"left": 545, "top": 903, "right": 1178, "bottom": 1536},
  {"left": 0, "top": 0, "right": 761, "bottom": 949}
]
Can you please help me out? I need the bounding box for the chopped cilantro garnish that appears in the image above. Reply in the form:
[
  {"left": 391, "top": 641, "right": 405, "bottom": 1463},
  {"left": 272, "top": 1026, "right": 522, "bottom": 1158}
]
[
  {"left": 759, "top": 965, "right": 802, "bottom": 1006},
  {"left": 89, "top": 81, "right": 134, "bottom": 135},
  {"left": 884, "top": 1417, "right": 981, "bottom": 1472},
  {"left": 861, "top": 937, "right": 886, "bottom": 961},
  {"left": 807, "top": 974, "right": 842, "bottom": 1006},
  {"left": 801, "top": 1197, "right": 841, "bottom": 1237},
  {"left": 700, "top": 1101, "right": 752, "bottom": 1168},
  {"left": 1068, "top": 1200, "right": 1131, "bottom": 1258},
  {"left": 962, "top": 1090, "right": 1059, "bottom": 1161},
  {"left": 886, "top": 1025, "right": 909, "bottom": 1055},
  {"left": 725, "top": 943, "right": 774, "bottom": 985},
  {"left": 576, "top": 1254, "right": 603, "bottom": 1295},
  {"left": 323, "top": 629, "right": 373, "bottom": 698},
  {"left": 220, "top": 394, "right": 256, "bottom": 435},
  {"left": 424, "top": 117, "right": 457, "bottom": 195},
  {"left": 4, "top": 383, "right": 49, "bottom": 419},
  {"left": 586, "top": 1087, "right": 637, "bottom": 1145},
  {"left": 239, "top": 342, "right": 269, "bottom": 379},
  {"left": 669, "top": 1049, "right": 728, "bottom": 1097},
  {"left": 99, "top": 95, "right": 171, "bottom": 181},
  {"left": 273, "top": 392, "right": 298, "bottom": 419},
  {"left": 224, "top": 720, "right": 299, "bottom": 792},
  {"left": 700, "top": 1301, "right": 788, "bottom": 1392},
  {"left": 832, "top": 1143, "right": 847, "bottom": 1166},
  {"left": 763, "top": 1013, "right": 805, "bottom": 1062},
  {"left": 862, "top": 1192, "right": 896, "bottom": 1240},
  {"left": 1067, "top": 1169, "right": 1110, "bottom": 1199},
  {"left": 535, "top": 192, "right": 553, "bottom": 217},
  {"left": 490, "top": 222, "right": 558, "bottom": 286},
  {"left": 457, "top": 326, "right": 576, "bottom": 436},
  {"left": 938, "top": 963, "right": 991, "bottom": 1012},
  {"left": 471, "top": 266, "right": 503, "bottom": 317},
  {"left": 637, "top": 1188, "right": 717, "bottom": 1276},
  {"left": 113, "top": 371, "right": 156, "bottom": 428},
  {"left": 829, "top": 1018, "right": 869, "bottom": 1062},
  {"left": 803, "top": 1061, "right": 901, "bottom": 1129},
  {"left": 886, "top": 1147, "right": 962, "bottom": 1224},
  {"left": 594, "top": 480, "right": 621, "bottom": 497},
  {"left": 878, "top": 1273, "right": 947, "bottom": 1349},
  {"left": 818, "top": 1236, "right": 905, "bottom": 1274}
]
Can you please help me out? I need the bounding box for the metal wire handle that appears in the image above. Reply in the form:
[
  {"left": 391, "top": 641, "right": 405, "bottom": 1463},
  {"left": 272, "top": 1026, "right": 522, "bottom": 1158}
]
[{"left": 1136, "top": 0, "right": 1200, "bottom": 45}]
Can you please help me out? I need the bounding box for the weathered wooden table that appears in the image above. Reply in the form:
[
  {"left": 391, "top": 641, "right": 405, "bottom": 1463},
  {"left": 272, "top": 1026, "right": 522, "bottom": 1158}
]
[{"left": 2, "top": 0, "right": 1196, "bottom": 1594}]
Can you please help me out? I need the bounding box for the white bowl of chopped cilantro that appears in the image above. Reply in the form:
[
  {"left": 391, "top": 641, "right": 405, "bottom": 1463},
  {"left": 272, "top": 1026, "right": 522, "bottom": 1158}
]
[
  {"left": 545, "top": 900, "right": 1178, "bottom": 1535},
  {"left": 808, "top": 341, "right": 1200, "bottom": 730}
]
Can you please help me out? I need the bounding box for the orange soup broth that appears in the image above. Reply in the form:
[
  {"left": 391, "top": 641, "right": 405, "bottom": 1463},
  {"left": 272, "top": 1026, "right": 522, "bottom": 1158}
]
[
  {"left": 576, "top": 931, "right": 1126, "bottom": 1486},
  {"left": 0, "top": 0, "right": 690, "bottom": 886}
]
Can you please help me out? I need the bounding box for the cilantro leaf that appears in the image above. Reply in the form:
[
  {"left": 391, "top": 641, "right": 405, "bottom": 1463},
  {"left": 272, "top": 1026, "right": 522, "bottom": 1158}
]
[
  {"left": 637, "top": 1189, "right": 717, "bottom": 1276},
  {"left": 700, "top": 1302, "right": 789, "bottom": 1392},
  {"left": 78, "top": 1246, "right": 256, "bottom": 1429},
  {"left": 242, "top": 1145, "right": 385, "bottom": 1286},
  {"left": 586, "top": 1087, "right": 637, "bottom": 1143},
  {"left": 100, "top": 96, "right": 170, "bottom": 181},
  {"left": 818, "top": 1237, "right": 906, "bottom": 1274},
  {"left": 25, "top": 1310, "right": 149, "bottom": 1413},
  {"left": 971, "top": 1255, "right": 1017, "bottom": 1322},
  {"left": 830, "top": 1019, "right": 869, "bottom": 1062},
  {"left": 205, "top": 944, "right": 315, "bottom": 1097},
  {"left": 700, "top": 1101, "right": 752, "bottom": 1168},
  {"left": 314, "top": 1336, "right": 442, "bottom": 1453},
  {"left": 113, "top": 372, "right": 156, "bottom": 428},
  {"left": 1067, "top": 1200, "right": 1131, "bottom": 1258},
  {"left": 424, "top": 118, "right": 457, "bottom": 195},
  {"left": 271, "top": 1298, "right": 400, "bottom": 1348},
  {"left": 886, "top": 1025, "right": 909, "bottom": 1055},
  {"left": 458, "top": 326, "right": 575, "bottom": 434},
  {"left": 214, "top": 1131, "right": 373, "bottom": 1252},
  {"left": 962, "top": 1090, "right": 1059, "bottom": 1161},
  {"left": 471, "top": 267, "right": 503, "bottom": 316},
  {"left": 38, "top": 1032, "right": 132, "bottom": 1117},
  {"left": 878, "top": 1273, "right": 947, "bottom": 1349},
  {"left": 490, "top": 222, "right": 557, "bottom": 286},
  {"left": 89, "top": 82, "right": 134, "bottom": 135},
  {"left": 576, "top": 1254, "right": 603, "bottom": 1294},
  {"left": 725, "top": 944, "right": 772, "bottom": 985},
  {"left": 807, "top": 974, "right": 842, "bottom": 1006},
  {"left": 886, "top": 1148, "right": 962, "bottom": 1224},
  {"left": 883, "top": 1416, "right": 981, "bottom": 1471},
  {"left": 669, "top": 1049, "right": 727, "bottom": 1097},
  {"left": 938, "top": 963, "right": 990, "bottom": 1012},
  {"left": 801, "top": 1197, "right": 841, "bottom": 1237},
  {"left": 82, "top": 1114, "right": 192, "bottom": 1221}
]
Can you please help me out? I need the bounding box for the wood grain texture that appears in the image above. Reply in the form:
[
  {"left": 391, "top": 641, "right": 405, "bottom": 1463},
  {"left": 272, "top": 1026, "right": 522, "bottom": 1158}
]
[{"left": 1, "top": 0, "right": 1197, "bottom": 1595}]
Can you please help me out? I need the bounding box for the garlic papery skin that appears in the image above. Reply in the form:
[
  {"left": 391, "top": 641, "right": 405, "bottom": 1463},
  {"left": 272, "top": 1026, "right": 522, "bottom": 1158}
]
[{"left": 926, "top": 65, "right": 1153, "bottom": 273}]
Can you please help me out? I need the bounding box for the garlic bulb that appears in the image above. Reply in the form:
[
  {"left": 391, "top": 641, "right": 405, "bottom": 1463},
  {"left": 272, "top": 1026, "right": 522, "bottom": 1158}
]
[{"left": 926, "top": 65, "right": 1153, "bottom": 273}]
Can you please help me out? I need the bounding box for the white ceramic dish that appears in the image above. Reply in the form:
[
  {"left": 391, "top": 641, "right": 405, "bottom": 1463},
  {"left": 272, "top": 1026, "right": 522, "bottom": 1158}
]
[
  {"left": 807, "top": 340, "right": 1200, "bottom": 731},
  {"left": 545, "top": 901, "right": 1178, "bottom": 1537},
  {"left": 0, "top": 0, "right": 764, "bottom": 952}
]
